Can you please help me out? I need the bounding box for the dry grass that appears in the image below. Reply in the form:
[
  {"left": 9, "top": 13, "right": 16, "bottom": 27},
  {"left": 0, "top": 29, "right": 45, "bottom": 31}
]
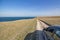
[
  {"left": 0, "top": 16, "right": 60, "bottom": 40},
  {"left": 0, "top": 19, "right": 36, "bottom": 40},
  {"left": 38, "top": 16, "right": 60, "bottom": 25}
]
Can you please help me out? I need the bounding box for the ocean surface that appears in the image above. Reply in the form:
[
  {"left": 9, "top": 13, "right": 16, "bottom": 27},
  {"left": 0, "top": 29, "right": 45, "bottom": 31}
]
[{"left": 0, "top": 17, "right": 35, "bottom": 22}]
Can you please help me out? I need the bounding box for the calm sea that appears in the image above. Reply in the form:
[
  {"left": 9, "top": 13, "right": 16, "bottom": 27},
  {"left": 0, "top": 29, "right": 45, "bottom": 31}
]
[{"left": 0, "top": 17, "right": 35, "bottom": 22}]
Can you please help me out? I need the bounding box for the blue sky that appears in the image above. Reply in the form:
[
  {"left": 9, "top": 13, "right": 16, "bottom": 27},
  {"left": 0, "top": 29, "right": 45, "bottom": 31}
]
[{"left": 0, "top": 0, "right": 60, "bottom": 17}]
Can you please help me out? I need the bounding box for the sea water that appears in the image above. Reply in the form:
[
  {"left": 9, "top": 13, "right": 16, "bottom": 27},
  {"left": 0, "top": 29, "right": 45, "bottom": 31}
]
[{"left": 0, "top": 17, "right": 35, "bottom": 22}]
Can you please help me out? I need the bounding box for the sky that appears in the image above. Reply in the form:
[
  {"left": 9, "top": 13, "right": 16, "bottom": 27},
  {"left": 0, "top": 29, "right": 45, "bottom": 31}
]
[{"left": 0, "top": 0, "right": 60, "bottom": 17}]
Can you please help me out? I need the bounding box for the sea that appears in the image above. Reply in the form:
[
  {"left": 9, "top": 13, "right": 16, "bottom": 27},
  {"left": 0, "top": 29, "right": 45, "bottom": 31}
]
[{"left": 0, "top": 17, "right": 35, "bottom": 22}]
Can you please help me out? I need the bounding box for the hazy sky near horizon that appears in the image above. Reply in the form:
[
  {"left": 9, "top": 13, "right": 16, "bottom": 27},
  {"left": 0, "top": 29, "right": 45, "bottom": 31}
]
[{"left": 0, "top": 0, "right": 60, "bottom": 17}]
